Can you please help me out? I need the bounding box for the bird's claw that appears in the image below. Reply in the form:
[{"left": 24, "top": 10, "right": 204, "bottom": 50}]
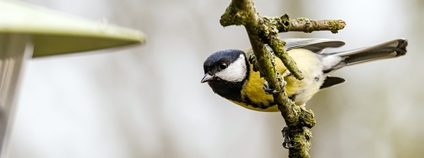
[
  {"left": 248, "top": 53, "right": 260, "bottom": 72},
  {"left": 263, "top": 80, "right": 286, "bottom": 94},
  {"left": 282, "top": 127, "right": 298, "bottom": 149},
  {"left": 263, "top": 81, "right": 282, "bottom": 94},
  {"left": 282, "top": 141, "right": 297, "bottom": 149}
]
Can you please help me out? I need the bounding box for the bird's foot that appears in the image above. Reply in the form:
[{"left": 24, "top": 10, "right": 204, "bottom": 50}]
[
  {"left": 263, "top": 80, "right": 286, "bottom": 94},
  {"left": 282, "top": 127, "right": 298, "bottom": 149},
  {"left": 248, "top": 53, "right": 260, "bottom": 72}
]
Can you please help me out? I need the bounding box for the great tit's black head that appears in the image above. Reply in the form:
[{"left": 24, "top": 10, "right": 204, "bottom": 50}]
[
  {"left": 201, "top": 49, "right": 248, "bottom": 84},
  {"left": 201, "top": 49, "right": 248, "bottom": 101}
]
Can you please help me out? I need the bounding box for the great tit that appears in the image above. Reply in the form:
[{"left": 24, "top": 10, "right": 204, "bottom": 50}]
[{"left": 201, "top": 38, "right": 408, "bottom": 112}]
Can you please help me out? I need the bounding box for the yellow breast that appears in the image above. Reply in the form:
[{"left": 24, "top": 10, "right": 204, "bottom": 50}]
[{"left": 237, "top": 48, "right": 322, "bottom": 112}]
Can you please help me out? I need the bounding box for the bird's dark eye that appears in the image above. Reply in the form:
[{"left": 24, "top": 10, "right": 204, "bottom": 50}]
[{"left": 219, "top": 63, "right": 227, "bottom": 69}]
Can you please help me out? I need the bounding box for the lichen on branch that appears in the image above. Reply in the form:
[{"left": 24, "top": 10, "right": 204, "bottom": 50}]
[
  {"left": 288, "top": 18, "right": 346, "bottom": 33},
  {"left": 265, "top": 14, "right": 346, "bottom": 33}
]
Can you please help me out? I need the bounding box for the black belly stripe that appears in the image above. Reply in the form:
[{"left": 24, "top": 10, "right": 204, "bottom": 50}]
[{"left": 242, "top": 94, "right": 274, "bottom": 109}]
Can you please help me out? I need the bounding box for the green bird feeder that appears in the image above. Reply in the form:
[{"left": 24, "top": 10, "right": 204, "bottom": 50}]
[{"left": 0, "top": 1, "right": 146, "bottom": 157}]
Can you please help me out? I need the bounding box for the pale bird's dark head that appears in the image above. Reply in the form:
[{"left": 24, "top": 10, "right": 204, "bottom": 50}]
[{"left": 201, "top": 49, "right": 248, "bottom": 84}]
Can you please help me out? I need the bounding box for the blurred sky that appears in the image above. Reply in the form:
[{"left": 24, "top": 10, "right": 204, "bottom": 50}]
[{"left": 6, "top": 0, "right": 424, "bottom": 158}]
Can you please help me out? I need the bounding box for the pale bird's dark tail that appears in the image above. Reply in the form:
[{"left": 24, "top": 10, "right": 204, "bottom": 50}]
[
  {"left": 322, "top": 39, "right": 408, "bottom": 73},
  {"left": 334, "top": 38, "right": 408, "bottom": 66},
  {"left": 319, "top": 38, "right": 408, "bottom": 89}
]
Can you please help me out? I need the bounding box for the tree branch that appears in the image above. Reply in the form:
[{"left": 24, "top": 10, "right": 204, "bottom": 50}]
[
  {"left": 220, "top": 0, "right": 345, "bottom": 158},
  {"left": 288, "top": 18, "right": 346, "bottom": 33},
  {"left": 267, "top": 14, "right": 346, "bottom": 33}
]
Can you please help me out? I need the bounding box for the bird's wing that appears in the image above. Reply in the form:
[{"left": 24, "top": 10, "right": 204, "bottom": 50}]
[{"left": 284, "top": 38, "right": 345, "bottom": 54}]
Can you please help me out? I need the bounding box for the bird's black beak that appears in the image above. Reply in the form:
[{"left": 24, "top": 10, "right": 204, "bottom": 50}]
[{"left": 201, "top": 73, "right": 214, "bottom": 83}]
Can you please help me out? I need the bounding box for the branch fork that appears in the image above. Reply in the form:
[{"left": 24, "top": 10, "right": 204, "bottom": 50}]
[{"left": 220, "top": 0, "right": 346, "bottom": 157}]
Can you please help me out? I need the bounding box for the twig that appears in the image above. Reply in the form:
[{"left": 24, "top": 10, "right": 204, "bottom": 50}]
[{"left": 267, "top": 14, "right": 346, "bottom": 33}]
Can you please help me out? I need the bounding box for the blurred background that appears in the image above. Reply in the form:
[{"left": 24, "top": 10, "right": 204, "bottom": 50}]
[{"left": 6, "top": 0, "right": 423, "bottom": 157}]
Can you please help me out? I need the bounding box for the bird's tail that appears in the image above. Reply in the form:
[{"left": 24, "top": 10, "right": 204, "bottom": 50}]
[{"left": 332, "top": 38, "right": 408, "bottom": 67}]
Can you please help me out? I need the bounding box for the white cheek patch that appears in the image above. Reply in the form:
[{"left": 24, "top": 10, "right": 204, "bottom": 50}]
[{"left": 215, "top": 54, "right": 247, "bottom": 82}]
